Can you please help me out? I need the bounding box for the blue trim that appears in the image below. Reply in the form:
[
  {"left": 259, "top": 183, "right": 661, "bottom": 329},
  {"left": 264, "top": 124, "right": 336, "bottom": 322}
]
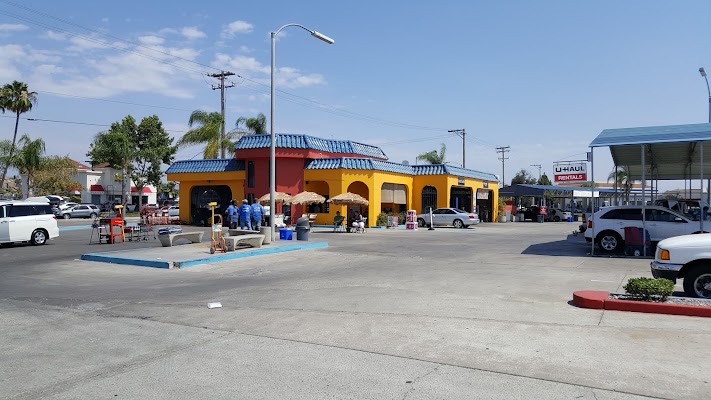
[
  {"left": 590, "top": 123, "right": 711, "bottom": 147},
  {"left": 305, "top": 157, "right": 498, "bottom": 181},
  {"left": 79, "top": 241, "right": 328, "bottom": 269},
  {"left": 166, "top": 158, "right": 244, "bottom": 174},
  {"left": 59, "top": 225, "right": 92, "bottom": 231},
  {"left": 235, "top": 133, "right": 387, "bottom": 159}
]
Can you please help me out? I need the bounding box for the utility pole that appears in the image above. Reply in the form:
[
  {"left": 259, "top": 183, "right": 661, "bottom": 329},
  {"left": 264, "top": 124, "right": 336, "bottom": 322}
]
[
  {"left": 530, "top": 164, "right": 542, "bottom": 180},
  {"left": 448, "top": 129, "right": 466, "bottom": 168},
  {"left": 208, "top": 71, "right": 236, "bottom": 158},
  {"left": 496, "top": 146, "right": 510, "bottom": 186}
]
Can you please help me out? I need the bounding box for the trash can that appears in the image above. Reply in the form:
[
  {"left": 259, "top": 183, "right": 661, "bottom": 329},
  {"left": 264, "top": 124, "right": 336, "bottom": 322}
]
[
  {"left": 536, "top": 215, "right": 544, "bottom": 223},
  {"left": 260, "top": 226, "right": 272, "bottom": 245},
  {"left": 296, "top": 216, "right": 310, "bottom": 241},
  {"left": 516, "top": 212, "right": 524, "bottom": 222}
]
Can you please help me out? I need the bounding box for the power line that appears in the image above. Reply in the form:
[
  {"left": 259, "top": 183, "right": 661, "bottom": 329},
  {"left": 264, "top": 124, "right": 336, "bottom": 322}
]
[
  {"left": 496, "top": 146, "right": 510, "bottom": 185},
  {"left": 448, "top": 129, "right": 466, "bottom": 168},
  {"left": 0, "top": 115, "right": 188, "bottom": 133},
  {"left": 208, "top": 71, "right": 236, "bottom": 158},
  {"left": 35, "top": 90, "right": 194, "bottom": 112}
]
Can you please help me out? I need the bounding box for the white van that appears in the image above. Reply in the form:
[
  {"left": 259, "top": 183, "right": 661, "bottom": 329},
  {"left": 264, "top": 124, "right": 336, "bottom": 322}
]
[{"left": 0, "top": 200, "right": 59, "bottom": 245}]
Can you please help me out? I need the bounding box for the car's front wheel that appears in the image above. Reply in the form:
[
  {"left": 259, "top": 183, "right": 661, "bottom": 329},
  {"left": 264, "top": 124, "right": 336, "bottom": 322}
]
[
  {"left": 30, "top": 229, "right": 48, "bottom": 245},
  {"left": 63, "top": 214, "right": 71, "bottom": 219},
  {"left": 596, "top": 231, "right": 623, "bottom": 253},
  {"left": 417, "top": 218, "right": 426, "bottom": 228},
  {"left": 89, "top": 213, "right": 97, "bottom": 219},
  {"left": 453, "top": 219, "right": 464, "bottom": 229},
  {"left": 553, "top": 216, "right": 561, "bottom": 222},
  {"left": 684, "top": 265, "right": 711, "bottom": 299}
]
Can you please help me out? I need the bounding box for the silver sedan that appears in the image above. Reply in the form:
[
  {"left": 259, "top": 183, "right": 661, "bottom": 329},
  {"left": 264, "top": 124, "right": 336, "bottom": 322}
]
[{"left": 416, "top": 208, "right": 480, "bottom": 228}]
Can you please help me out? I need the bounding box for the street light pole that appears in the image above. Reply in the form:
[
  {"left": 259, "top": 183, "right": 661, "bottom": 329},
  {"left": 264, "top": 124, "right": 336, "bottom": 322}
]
[
  {"left": 448, "top": 129, "right": 466, "bottom": 168},
  {"left": 270, "top": 24, "right": 334, "bottom": 240},
  {"left": 530, "top": 164, "right": 542, "bottom": 180},
  {"left": 700, "top": 68, "right": 711, "bottom": 205}
]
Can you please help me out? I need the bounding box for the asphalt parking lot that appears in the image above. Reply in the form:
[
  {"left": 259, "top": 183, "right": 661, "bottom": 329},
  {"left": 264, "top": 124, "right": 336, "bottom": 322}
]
[{"left": 2, "top": 221, "right": 708, "bottom": 399}]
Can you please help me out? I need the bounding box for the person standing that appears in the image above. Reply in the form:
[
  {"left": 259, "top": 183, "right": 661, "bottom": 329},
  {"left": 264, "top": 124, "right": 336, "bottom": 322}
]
[
  {"left": 239, "top": 199, "right": 253, "bottom": 230},
  {"left": 251, "top": 200, "right": 264, "bottom": 229},
  {"left": 225, "top": 200, "right": 238, "bottom": 229}
]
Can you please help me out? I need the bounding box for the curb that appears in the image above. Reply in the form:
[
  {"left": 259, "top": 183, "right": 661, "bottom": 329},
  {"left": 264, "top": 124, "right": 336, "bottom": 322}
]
[
  {"left": 573, "top": 290, "right": 711, "bottom": 318},
  {"left": 80, "top": 241, "right": 328, "bottom": 269}
]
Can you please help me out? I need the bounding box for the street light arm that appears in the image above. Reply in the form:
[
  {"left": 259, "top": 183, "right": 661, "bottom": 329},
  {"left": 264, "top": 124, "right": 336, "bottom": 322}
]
[{"left": 273, "top": 23, "right": 335, "bottom": 44}]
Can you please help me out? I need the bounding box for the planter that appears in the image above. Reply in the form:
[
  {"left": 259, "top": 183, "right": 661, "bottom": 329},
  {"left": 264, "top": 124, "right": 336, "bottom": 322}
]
[{"left": 498, "top": 215, "right": 507, "bottom": 223}]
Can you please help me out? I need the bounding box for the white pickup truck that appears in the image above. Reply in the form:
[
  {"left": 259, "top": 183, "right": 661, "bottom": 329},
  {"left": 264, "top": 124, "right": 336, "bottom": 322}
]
[{"left": 651, "top": 233, "right": 711, "bottom": 298}]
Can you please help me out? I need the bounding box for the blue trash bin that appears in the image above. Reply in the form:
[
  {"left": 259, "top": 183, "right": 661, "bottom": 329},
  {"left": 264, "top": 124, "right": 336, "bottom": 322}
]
[{"left": 279, "top": 228, "right": 293, "bottom": 240}]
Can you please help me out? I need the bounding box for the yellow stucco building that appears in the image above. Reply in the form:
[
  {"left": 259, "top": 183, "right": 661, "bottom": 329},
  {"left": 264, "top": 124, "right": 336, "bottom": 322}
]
[{"left": 166, "top": 134, "right": 499, "bottom": 227}]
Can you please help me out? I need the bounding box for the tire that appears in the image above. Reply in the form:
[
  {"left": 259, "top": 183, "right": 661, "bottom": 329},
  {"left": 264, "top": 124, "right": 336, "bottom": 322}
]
[
  {"left": 596, "top": 230, "right": 623, "bottom": 253},
  {"left": 63, "top": 213, "right": 71, "bottom": 219},
  {"left": 417, "top": 218, "right": 426, "bottom": 228},
  {"left": 553, "top": 216, "right": 561, "bottom": 222},
  {"left": 453, "top": 219, "right": 464, "bottom": 229},
  {"left": 89, "top": 213, "right": 97, "bottom": 219},
  {"left": 683, "top": 266, "right": 711, "bottom": 299},
  {"left": 30, "top": 229, "right": 48, "bottom": 246}
]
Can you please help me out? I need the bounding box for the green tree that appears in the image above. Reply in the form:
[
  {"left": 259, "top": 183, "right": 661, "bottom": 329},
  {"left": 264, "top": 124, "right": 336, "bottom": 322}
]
[
  {"left": 177, "top": 111, "right": 238, "bottom": 159},
  {"left": 6, "top": 134, "right": 80, "bottom": 197},
  {"left": 416, "top": 143, "right": 447, "bottom": 164},
  {"left": 157, "top": 181, "right": 179, "bottom": 200},
  {"left": 0, "top": 81, "right": 37, "bottom": 187},
  {"left": 608, "top": 166, "right": 633, "bottom": 204},
  {"left": 538, "top": 173, "right": 552, "bottom": 186},
  {"left": 235, "top": 112, "right": 267, "bottom": 135},
  {"left": 511, "top": 169, "right": 537, "bottom": 185},
  {"left": 88, "top": 115, "right": 175, "bottom": 209},
  {"left": 130, "top": 115, "right": 176, "bottom": 210}
]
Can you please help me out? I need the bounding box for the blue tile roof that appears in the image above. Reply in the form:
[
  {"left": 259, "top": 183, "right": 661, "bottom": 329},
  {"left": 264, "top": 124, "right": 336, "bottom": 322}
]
[
  {"left": 305, "top": 158, "right": 498, "bottom": 181},
  {"left": 235, "top": 133, "right": 388, "bottom": 159},
  {"left": 166, "top": 158, "right": 244, "bottom": 174}
]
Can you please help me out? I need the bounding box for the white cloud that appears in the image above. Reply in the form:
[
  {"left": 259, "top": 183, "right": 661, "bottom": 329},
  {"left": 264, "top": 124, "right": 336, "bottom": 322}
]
[
  {"left": 44, "top": 31, "right": 67, "bottom": 41},
  {"left": 239, "top": 45, "right": 253, "bottom": 53},
  {"left": 222, "top": 20, "right": 253, "bottom": 38},
  {"left": 0, "top": 44, "right": 24, "bottom": 82},
  {"left": 138, "top": 35, "right": 165, "bottom": 45},
  {"left": 67, "top": 36, "right": 110, "bottom": 52},
  {"left": 212, "top": 53, "right": 326, "bottom": 89},
  {"left": 181, "top": 26, "right": 206, "bottom": 40},
  {"left": 0, "top": 23, "right": 29, "bottom": 32},
  {"left": 101, "top": 17, "right": 109, "bottom": 23}
]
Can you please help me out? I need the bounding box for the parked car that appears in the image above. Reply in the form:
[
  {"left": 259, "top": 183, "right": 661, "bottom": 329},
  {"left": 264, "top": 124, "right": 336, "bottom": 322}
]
[
  {"left": 0, "top": 200, "right": 59, "bottom": 245},
  {"left": 651, "top": 233, "right": 711, "bottom": 298},
  {"left": 547, "top": 208, "right": 572, "bottom": 222},
  {"left": 584, "top": 205, "right": 709, "bottom": 253},
  {"left": 416, "top": 208, "right": 480, "bottom": 228},
  {"left": 56, "top": 204, "right": 100, "bottom": 219},
  {"left": 167, "top": 205, "right": 179, "bottom": 217}
]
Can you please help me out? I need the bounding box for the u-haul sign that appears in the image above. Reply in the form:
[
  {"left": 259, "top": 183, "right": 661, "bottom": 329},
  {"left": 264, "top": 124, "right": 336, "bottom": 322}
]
[{"left": 554, "top": 163, "right": 587, "bottom": 183}]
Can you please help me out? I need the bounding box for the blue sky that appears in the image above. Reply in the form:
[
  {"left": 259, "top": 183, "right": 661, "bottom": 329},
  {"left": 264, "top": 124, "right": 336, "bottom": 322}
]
[{"left": 1, "top": 1, "right": 710, "bottom": 190}]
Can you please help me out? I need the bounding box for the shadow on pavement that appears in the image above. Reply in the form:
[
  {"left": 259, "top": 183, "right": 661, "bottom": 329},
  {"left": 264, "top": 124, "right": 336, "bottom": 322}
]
[{"left": 521, "top": 234, "right": 590, "bottom": 257}]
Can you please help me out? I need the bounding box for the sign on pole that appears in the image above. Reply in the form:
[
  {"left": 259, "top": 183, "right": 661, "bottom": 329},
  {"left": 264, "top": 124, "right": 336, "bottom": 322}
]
[{"left": 554, "top": 163, "right": 587, "bottom": 183}]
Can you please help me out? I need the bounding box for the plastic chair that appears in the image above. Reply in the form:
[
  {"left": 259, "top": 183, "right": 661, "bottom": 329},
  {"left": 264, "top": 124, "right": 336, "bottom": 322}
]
[{"left": 333, "top": 216, "right": 345, "bottom": 232}]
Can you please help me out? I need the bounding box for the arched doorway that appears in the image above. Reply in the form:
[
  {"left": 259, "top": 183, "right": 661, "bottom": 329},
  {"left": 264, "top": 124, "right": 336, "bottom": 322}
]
[
  {"left": 346, "top": 181, "right": 369, "bottom": 219},
  {"left": 421, "top": 185, "right": 437, "bottom": 213},
  {"left": 381, "top": 183, "right": 407, "bottom": 214},
  {"left": 190, "top": 185, "right": 232, "bottom": 226}
]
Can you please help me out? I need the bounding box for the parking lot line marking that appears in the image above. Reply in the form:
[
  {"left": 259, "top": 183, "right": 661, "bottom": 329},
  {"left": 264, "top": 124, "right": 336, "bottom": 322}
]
[{"left": 590, "top": 280, "right": 616, "bottom": 283}]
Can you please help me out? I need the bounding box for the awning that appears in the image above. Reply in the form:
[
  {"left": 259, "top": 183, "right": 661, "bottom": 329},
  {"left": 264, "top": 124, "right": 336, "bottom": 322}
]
[
  {"left": 589, "top": 123, "right": 711, "bottom": 180},
  {"left": 130, "top": 186, "right": 153, "bottom": 193},
  {"left": 381, "top": 183, "right": 406, "bottom": 203},
  {"left": 89, "top": 185, "right": 104, "bottom": 192}
]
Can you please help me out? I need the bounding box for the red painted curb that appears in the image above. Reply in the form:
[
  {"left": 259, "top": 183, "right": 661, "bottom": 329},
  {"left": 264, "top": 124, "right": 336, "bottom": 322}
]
[
  {"left": 573, "top": 290, "right": 607, "bottom": 309},
  {"left": 605, "top": 298, "right": 711, "bottom": 318},
  {"left": 573, "top": 290, "right": 711, "bottom": 318}
]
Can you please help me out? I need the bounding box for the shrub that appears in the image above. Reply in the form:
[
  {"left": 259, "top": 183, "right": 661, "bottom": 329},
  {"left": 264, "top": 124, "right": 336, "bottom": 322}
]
[
  {"left": 399, "top": 211, "right": 407, "bottom": 224},
  {"left": 376, "top": 212, "right": 388, "bottom": 226},
  {"left": 623, "top": 277, "right": 674, "bottom": 301}
]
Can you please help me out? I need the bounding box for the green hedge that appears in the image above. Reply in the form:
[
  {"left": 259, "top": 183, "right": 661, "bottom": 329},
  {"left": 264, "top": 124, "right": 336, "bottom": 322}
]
[{"left": 623, "top": 277, "right": 674, "bottom": 301}]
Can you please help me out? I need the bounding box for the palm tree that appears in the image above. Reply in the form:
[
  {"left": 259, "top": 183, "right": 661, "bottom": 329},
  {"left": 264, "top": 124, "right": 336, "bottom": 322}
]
[
  {"left": 177, "top": 111, "right": 239, "bottom": 159},
  {"left": 10, "top": 134, "right": 48, "bottom": 197},
  {"left": 608, "top": 166, "right": 633, "bottom": 204},
  {"left": 416, "top": 143, "right": 447, "bottom": 164},
  {"left": 0, "top": 81, "right": 37, "bottom": 186},
  {"left": 235, "top": 112, "right": 267, "bottom": 135}
]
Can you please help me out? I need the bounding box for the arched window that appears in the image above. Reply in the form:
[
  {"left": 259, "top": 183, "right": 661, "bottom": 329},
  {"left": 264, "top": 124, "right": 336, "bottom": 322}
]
[{"left": 421, "top": 186, "right": 437, "bottom": 213}]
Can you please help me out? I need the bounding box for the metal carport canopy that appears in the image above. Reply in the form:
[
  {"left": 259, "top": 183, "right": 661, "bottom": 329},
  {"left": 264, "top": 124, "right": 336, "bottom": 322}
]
[{"left": 589, "top": 122, "right": 711, "bottom": 180}]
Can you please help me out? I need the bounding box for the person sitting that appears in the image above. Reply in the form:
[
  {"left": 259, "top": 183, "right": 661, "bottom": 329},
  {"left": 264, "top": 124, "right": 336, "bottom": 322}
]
[
  {"left": 352, "top": 211, "right": 365, "bottom": 232},
  {"left": 333, "top": 211, "right": 344, "bottom": 231}
]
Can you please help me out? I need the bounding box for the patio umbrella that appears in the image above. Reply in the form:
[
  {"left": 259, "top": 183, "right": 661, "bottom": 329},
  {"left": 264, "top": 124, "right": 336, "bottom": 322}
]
[
  {"left": 328, "top": 192, "right": 369, "bottom": 206},
  {"left": 288, "top": 191, "right": 326, "bottom": 205},
  {"left": 258, "top": 192, "right": 292, "bottom": 204}
]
